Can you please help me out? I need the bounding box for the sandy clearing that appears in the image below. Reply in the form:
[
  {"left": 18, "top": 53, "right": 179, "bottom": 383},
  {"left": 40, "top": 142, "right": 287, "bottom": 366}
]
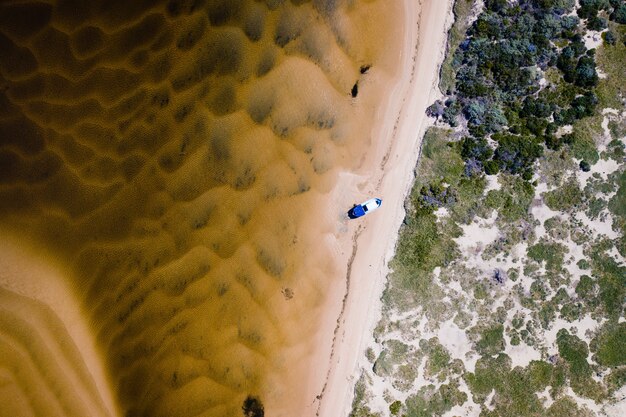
[
  {"left": 454, "top": 211, "right": 500, "bottom": 253},
  {"left": 437, "top": 319, "right": 472, "bottom": 361}
]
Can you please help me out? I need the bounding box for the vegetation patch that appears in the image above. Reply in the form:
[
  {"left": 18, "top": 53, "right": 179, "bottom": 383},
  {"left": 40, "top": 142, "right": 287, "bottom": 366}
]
[
  {"left": 527, "top": 241, "right": 567, "bottom": 272},
  {"left": 404, "top": 380, "right": 467, "bottom": 417},
  {"left": 476, "top": 324, "right": 505, "bottom": 356},
  {"left": 593, "top": 322, "right": 626, "bottom": 367},
  {"left": 543, "top": 179, "right": 584, "bottom": 211},
  {"left": 352, "top": 1, "right": 626, "bottom": 415},
  {"left": 485, "top": 174, "right": 534, "bottom": 222}
]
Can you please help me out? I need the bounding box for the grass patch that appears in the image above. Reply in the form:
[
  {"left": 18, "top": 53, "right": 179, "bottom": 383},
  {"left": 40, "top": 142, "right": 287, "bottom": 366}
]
[
  {"left": 608, "top": 170, "right": 626, "bottom": 219},
  {"left": 417, "top": 128, "right": 465, "bottom": 185},
  {"left": 543, "top": 179, "right": 584, "bottom": 212},
  {"left": 595, "top": 21, "right": 626, "bottom": 108},
  {"left": 384, "top": 127, "right": 465, "bottom": 310},
  {"left": 485, "top": 174, "right": 534, "bottom": 222},
  {"left": 465, "top": 354, "right": 555, "bottom": 416},
  {"left": 349, "top": 374, "right": 380, "bottom": 417},
  {"left": 421, "top": 338, "right": 453, "bottom": 379},
  {"left": 557, "top": 329, "right": 605, "bottom": 400},
  {"left": 589, "top": 246, "right": 626, "bottom": 318},
  {"left": 546, "top": 397, "right": 598, "bottom": 417},
  {"left": 609, "top": 169, "right": 626, "bottom": 256},
  {"left": 557, "top": 330, "right": 591, "bottom": 379},
  {"left": 439, "top": 0, "right": 475, "bottom": 94},
  {"left": 570, "top": 116, "right": 602, "bottom": 164},
  {"left": 594, "top": 322, "right": 626, "bottom": 367},
  {"left": 386, "top": 211, "right": 456, "bottom": 306}
]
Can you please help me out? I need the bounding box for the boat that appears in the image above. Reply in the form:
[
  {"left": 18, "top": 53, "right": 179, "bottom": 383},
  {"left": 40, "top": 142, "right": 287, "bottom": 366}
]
[{"left": 348, "top": 198, "right": 382, "bottom": 219}]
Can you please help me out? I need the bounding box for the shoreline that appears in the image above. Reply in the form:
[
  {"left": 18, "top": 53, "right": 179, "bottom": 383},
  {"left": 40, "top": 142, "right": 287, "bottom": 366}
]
[{"left": 314, "top": 1, "right": 455, "bottom": 416}]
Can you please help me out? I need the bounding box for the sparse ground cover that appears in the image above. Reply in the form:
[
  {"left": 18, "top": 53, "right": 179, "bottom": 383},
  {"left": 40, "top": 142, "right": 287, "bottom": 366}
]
[{"left": 351, "top": 1, "right": 626, "bottom": 416}]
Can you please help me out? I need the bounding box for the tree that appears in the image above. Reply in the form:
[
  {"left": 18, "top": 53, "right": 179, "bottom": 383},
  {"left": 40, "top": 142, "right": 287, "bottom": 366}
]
[
  {"left": 461, "top": 136, "right": 493, "bottom": 161},
  {"left": 611, "top": 5, "right": 626, "bottom": 24},
  {"left": 602, "top": 31, "right": 617, "bottom": 45},
  {"left": 579, "top": 160, "right": 591, "bottom": 171},
  {"left": 586, "top": 16, "right": 607, "bottom": 31},
  {"left": 574, "top": 56, "right": 598, "bottom": 87},
  {"left": 570, "top": 91, "right": 598, "bottom": 119},
  {"left": 486, "top": 0, "right": 508, "bottom": 12},
  {"left": 493, "top": 134, "right": 544, "bottom": 174},
  {"left": 484, "top": 160, "right": 500, "bottom": 175}
]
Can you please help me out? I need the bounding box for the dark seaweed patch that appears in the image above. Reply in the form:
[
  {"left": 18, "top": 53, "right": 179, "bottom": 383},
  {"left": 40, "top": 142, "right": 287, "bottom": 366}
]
[{"left": 242, "top": 395, "right": 264, "bottom": 417}]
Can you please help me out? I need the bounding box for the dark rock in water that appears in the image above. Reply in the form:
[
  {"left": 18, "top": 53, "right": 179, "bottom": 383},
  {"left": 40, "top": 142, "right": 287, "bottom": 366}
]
[
  {"left": 351, "top": 82, "right": 358, "bottom": 98},
  {"left": 242, "top": 396, "right": 264, "bottom": 417},
  {"left": 360, "top": 64, "right": 371, "bottom": 74},
  {"left": 493, "top": 268, "right": 506, "bottom": 284}
]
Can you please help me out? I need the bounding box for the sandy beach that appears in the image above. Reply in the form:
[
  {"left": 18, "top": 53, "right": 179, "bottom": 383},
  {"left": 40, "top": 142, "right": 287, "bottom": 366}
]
[{"left": 314, "top": 1, "right": 455, "bottom": 416}]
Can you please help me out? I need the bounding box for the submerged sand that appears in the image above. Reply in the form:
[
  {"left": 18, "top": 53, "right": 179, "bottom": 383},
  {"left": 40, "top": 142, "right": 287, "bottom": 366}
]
[{"left": 0, "top": 0, "right": 407, "bottom": 416}]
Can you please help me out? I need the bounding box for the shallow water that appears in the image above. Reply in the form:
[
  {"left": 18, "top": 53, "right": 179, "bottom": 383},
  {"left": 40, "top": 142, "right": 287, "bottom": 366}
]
[{"left": 0, "top": 0, "right": 403, "bottom": 415}]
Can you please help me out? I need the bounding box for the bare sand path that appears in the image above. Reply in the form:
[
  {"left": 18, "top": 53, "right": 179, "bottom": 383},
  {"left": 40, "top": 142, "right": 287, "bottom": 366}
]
[{"left": 314, "top": 1, "right": 455, "bottom": 416}]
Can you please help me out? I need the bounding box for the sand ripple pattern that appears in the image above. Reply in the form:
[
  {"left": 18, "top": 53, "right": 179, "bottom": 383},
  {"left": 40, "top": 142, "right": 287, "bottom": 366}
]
[{"left": 0, "top": 0, "right": 399, "bottom": 415}]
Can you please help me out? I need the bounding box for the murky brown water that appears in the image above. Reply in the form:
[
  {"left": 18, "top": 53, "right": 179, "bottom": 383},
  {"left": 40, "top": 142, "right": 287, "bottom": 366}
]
[{"left": 0, "top": 0, "right": 403, "bottom": 415}]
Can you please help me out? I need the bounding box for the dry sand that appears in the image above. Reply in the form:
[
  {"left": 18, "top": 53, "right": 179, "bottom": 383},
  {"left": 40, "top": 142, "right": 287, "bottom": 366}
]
[{"left": 315, "top": 1, "right": 455, "bottom": 416}]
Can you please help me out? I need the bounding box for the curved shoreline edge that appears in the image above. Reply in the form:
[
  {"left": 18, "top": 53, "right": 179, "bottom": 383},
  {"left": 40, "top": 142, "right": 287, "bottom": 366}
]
[{"left": 315, "top": 1, "right": 456, "bottom": 416}]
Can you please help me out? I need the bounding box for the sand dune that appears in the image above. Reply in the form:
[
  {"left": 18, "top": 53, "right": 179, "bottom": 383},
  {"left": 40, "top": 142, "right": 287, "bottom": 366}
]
[{"left": 0, "top": 0, "right": 404, "bottom": 416}]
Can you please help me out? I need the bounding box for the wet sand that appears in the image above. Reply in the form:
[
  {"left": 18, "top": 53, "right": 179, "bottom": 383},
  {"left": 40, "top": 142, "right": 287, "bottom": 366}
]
[{"left": 0, "top": 0, "right": 408, "bottom": 416}]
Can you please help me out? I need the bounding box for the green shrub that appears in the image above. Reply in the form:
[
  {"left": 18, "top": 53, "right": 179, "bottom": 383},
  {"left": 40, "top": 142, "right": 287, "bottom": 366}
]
[
  {"left": 557, "top": 329, "right": 591, "bottom": 378},
  {"left": 477, "top": 324, "right": 505, "bottom": 356},
  {"left": 595, "top": 323, "right": 626, "bottom": 367},
  {"left": 528, "top": 241, "right": 567, "bottom": 271},
  {"left": 603, "top": 30, "right": 617, "bottom": 45},
  {"left": 543, "top": 180, "right": 584, "bottom": 211},
  {"left": 579, "top": 160, "right": 591, "bottom": 171},
  {"left": 389, "top": 401, "right": 402, "bottom": 416}
]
